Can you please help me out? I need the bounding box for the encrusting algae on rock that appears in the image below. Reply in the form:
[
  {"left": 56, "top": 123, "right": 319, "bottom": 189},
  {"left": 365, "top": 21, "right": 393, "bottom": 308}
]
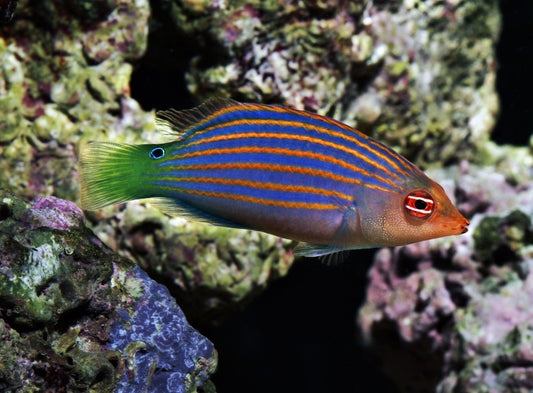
[
  {"left": 170, "top": 0, "right": 500, "bottom": 166},
  {"left": 0, "top": 189, "right": 217, "bottom": 392},
  {"left": 0, "top": 0, "right": 152, "bottom": 202},
  {"left": 357, "top": 154, "right": 533, "bottom": 393}
]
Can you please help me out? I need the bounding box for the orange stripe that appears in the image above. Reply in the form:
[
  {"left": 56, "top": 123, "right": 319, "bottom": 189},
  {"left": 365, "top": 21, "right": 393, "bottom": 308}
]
[
  {"left": 171, "top": 145, "right": 402, "bottom": 192},
  {"left": 155, "top": 185, "right": 341, "bottom": 209},
  {"left": 163, "top": 162, "right": 403, "bottom": 194},
  {"left": 175, "top": 112, "right": 413, "bottom": 181},
  {"left": 259, "top": 104, "right": 358, "bottom": 134},
  {"left": 183, "top": 129, "right": 405, "bottom": 181},
  {"left": 366, "top": 138, "right": 416, "bottom": 179},
  {"left": 156, "top": 176, "right": 354, "bottom": 201},
  {"left": 254, "top": 106, "right": 410, "bottom": 176}
]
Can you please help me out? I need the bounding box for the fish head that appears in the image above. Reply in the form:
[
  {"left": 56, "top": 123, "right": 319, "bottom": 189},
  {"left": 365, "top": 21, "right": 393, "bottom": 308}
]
[{"left": 358, "top": 178, "right": 469, "bottom": 247}]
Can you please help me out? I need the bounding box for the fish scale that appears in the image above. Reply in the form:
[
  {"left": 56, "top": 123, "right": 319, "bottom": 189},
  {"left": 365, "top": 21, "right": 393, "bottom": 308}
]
[{"left": 80, "top": 97, "right": 469, "bottom": 256}]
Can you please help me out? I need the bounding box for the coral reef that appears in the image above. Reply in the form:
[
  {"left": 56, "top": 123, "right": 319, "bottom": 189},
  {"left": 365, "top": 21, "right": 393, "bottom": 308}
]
[
  {"left": 357, "top": 148, "right": 533, "bottom": 393},
  {"left": 0, "top": 189, "right": 216, "bottom": 392},
  {"left": 168, "top": 0, "right": 500, "bottom": 166},
  {"left": 0, "top": 1, "right": 518, "bottom": 390},
  {"left": 115, "top": 203, "right": 294, "bottom": 325},
  {"left": 0, "top": 0, "right": 153, "bottom": 202},
  {"left": 0, "top": 0, "right": 500, "bottom": 326},
  {"left": 0, "top": 0, "right": 296, "bottom": 324}
]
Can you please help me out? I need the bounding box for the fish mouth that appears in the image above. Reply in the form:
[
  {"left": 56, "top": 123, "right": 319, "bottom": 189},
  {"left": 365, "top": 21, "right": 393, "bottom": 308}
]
[
  {"left": 440, "top": 215, "right": 470, "bottom": 236},
  {"left": 448, "top": 216, "right": 469, "bottom": 235},
  {"left": 460, "top": 218, "right": 470, "bottom": 234}
]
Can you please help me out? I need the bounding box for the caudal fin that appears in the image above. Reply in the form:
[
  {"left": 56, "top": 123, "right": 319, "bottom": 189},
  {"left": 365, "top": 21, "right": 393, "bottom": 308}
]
[{"left": 79, "top": 142, "right": 153, "bottom": 210}]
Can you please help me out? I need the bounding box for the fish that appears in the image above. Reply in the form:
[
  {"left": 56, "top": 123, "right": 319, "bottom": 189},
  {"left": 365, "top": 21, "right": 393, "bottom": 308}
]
[{"left": 79, "top": 97, "right": 469, "bottom": 257}]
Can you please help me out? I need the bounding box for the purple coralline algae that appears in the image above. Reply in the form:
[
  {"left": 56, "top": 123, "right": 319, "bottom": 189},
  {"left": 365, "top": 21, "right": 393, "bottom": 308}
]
[
  {"left": 109, "top": 266, "right": 216, "bottom": 393},
  {"left": 22, "top": 195, "right": 86, "bottom": 230},
  {"left": 169, "top": 0, "right": 500, "bottom": 166},
  {"left": 357, "top": 150, "right": 533, "bottom": 393},
  {"left": 0, "top": 189, "right": 216, "bottom": 392}
]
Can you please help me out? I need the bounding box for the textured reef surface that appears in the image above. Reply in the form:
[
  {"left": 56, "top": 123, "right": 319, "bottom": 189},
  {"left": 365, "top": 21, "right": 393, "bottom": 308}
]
[
  {"left": 0, "top": 0, "right": 295, "bottom": 325},
  {"left": 0, "top": 0, "right": 501, "bottom": 324},
  {"left": 0, "top": 0, "right": 153, "bottom": 202},
  {"left": 358, "top": 148, "right": 533, "bottom": 393},
  {"left": 0, "top": 190, "right": 216, "bottom": 392},
  {"left": 1, "top": 0, "right": 529, "bottom": 392},
  {"left": 171, "top": 0, "right": 500, "bottom": 166}
]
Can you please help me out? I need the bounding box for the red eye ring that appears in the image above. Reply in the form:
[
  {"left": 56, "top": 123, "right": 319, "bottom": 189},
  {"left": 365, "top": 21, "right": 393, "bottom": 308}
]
[{"left": 404, "top": 190, "right": 435, "bottom": 218}]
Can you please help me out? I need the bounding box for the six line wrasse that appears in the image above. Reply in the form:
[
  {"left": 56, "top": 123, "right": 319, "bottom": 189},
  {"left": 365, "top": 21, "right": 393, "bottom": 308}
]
[{"left": 79, "top": 98, "right": 469, "bottom": 257}]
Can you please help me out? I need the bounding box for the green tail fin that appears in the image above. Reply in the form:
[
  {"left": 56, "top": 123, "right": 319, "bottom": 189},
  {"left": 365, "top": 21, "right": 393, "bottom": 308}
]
[{"left": 79, "top": 142, "right": 155, "bottom": 210}]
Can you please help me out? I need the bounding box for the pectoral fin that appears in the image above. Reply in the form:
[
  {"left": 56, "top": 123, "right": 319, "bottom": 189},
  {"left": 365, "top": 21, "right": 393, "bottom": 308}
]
[{"left": 293, "top": 242, "right": 346, "bottom": 257}]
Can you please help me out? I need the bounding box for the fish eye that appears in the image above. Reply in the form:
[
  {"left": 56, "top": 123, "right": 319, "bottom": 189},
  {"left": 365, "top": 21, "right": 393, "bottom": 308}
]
[
  {"left": 404, "top": 190, "right": 435, "bottom": 218},
  {"left": 150, "top": 147, "right": 165, "bottom": 160}
]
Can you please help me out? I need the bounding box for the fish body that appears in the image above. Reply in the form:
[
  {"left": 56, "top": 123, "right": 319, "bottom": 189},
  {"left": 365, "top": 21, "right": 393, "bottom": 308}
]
[{"left": 80, "top": 98, "right": 469, "bottom": 256}]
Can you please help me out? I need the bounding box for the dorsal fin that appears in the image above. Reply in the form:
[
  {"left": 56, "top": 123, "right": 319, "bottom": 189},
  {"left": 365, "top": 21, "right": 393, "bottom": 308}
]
[{"left": 155, "top": 97, "right": 242, "bottom": 136}]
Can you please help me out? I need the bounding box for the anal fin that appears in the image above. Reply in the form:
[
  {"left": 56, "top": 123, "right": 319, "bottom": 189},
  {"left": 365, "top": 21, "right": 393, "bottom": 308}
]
[{"left": 151, "top": 198, "right": 248, "bottom": 230}]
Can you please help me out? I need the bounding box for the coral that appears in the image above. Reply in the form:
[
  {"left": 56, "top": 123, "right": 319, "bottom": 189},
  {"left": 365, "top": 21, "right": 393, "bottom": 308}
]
[
  {"left": 0, "top": 189, "right": 216, "bottom": 392},
  {"left": 0, "top": 0, "right": 153, "bottom": 202},
  {"left": 0, "top": 0, "right": 296, "bottom": 324},
  {"left": 357, "top": 147, "right": 533, "bottom": 393},
  {"left": 166, "top": 0, "right": 500, "bottom": 166}
]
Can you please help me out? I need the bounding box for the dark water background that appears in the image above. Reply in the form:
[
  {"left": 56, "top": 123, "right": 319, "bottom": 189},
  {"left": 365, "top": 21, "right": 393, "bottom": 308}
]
[
  {"left": 130, "top": 1, "right": 532, "bottom": 392},
  {"left": 492, "top": 0, "right": 533, "bottom": 146}
]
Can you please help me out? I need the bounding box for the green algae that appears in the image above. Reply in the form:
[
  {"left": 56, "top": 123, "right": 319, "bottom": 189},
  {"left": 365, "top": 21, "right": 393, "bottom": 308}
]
[
  {"left": 473, "top": 210, "right": 532, "bottom": 266},
  {"left": 0, "top": 0, "right": 152, "bottom": 202}
]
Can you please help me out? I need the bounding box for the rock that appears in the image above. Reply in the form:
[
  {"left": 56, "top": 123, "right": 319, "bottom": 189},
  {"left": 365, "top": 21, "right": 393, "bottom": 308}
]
[
  {"left": 357, "top": 153, "right": 533, "bottom": 393},
  {"left": 167, "top": 0, "right": 500, "bottom": 166},
  {"left": 0, "top": 189, "right": 216, "bottom": 392},
  {"left": 0, "top": 1, "right": 296, "bottom": 323}
]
